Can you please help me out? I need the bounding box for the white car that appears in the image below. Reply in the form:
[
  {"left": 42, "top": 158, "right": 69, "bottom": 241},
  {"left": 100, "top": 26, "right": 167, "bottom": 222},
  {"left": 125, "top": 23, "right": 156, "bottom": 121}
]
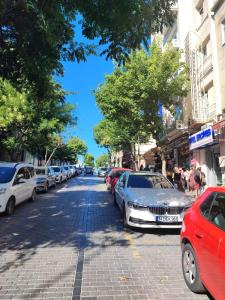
[
  {"left": 51, "top": 166, "right": 67, "bottom": 183},
  {"left": 0, "top": 162, "right": 36, "bottom": 215},
  {"left": 35, "top": 166, "right": 56, "bottom": 192},
  {"left": 62, "top": 166, "right": 72, "bottom": 179},
  {"left": 114, "top": 171, "right": 193, "bottom": 229}
]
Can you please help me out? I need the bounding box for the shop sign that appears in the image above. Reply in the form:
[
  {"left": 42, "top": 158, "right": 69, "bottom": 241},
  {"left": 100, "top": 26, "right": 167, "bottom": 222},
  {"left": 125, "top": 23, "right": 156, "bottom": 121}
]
[{"left": 189, "top": 127, "right": 214, "bottom": 150}]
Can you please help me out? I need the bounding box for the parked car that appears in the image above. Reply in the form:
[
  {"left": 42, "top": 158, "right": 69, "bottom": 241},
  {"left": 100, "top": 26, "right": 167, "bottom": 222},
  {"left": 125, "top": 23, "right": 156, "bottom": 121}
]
[
  {"left": 84, "top": 166, "right": 93, "bottom": 175},
  {"left": 180, "top": 187, "right": 225, "bottom": 299},
  {"left": 68, "top": 165, "right": 76, "bottom": 177},
  {"left": 0, "top": 162, "right": 36, "bottom": 215},
  {"left": 98, "top": 167, "right": 108, "bottom": 177},
  {"left": 114, "top": 171, "right": 193, "bottom": 228},
  {"left": 106, "top": 168, "right": 132, "bottom": 193},
  {"left": 51, "top": 166, "right": 67, "bottom": 183},
  {"left": 62, "top": 165, "right": 72, "bottom": 179},
  {"left": 35, "top": 166, "right": 56, "bottom": 192}
]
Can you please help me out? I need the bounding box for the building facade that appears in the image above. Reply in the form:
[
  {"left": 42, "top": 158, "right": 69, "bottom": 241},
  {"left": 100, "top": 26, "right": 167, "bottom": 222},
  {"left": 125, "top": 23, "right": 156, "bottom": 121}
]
[{"left": 160, "top": 0, "right": 225, "bottom": 186}]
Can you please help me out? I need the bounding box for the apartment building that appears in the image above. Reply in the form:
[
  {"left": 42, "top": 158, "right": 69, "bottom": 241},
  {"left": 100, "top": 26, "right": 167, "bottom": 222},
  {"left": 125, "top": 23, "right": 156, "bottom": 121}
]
[{"left": 160, "top": 0, "right": 225, "bottom": 185}]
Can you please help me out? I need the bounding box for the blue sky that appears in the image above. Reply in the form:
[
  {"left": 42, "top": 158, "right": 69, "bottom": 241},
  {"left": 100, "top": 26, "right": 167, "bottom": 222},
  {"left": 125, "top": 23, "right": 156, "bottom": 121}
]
[{"left": 57, "top": 24, "right": 113, "bottom": 160}]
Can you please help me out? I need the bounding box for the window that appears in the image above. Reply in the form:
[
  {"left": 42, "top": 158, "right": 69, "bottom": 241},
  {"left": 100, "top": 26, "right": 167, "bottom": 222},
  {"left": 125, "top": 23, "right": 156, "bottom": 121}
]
[
  {"left": 27, "top": 167, "right": 35, "bottom": 177},
  {"left": 15, "top": 168, "right": 27, "bottom": 182},
  {"left": 200, "top": 192, "right": 215, "bottom": 218},
  {"left": 222, "top": 20, "right": 225, "bottom": 46},
  {"left": 209, "top": 193, "right": 225, "bottom": 231}
]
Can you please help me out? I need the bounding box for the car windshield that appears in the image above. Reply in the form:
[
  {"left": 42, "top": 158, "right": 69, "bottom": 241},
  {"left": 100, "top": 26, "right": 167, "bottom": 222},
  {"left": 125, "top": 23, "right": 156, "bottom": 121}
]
[
  {"left": 64, "top": 166, "right": 68, "bottom": 170},
  {"left": 112, "top": 171, "right": 124, "bottom": 178},
  {"left": 52, "top": 167, "right": 60, "bottom": 172},
  {"left": 127, "top": 175, "right": 173, "bottom": 189},
  {"left": 35, "top": 169, "right": 46, "bottom": 175},
  {"left": 0, "top": 167, "right": 16, "bottom": 183}
]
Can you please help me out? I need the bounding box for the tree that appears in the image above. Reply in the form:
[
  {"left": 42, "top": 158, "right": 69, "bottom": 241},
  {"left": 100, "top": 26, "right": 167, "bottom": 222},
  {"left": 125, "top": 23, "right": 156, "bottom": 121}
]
[
  {"left": 96, "top": 154, "right": 109, "bottom": 168},
  {"left": 0, "top": 0, "right": 176, "bottom": 92},
  {"left": 84, "top": 153, "right": 95, "bottom": 167},
  {"left": 95, "top": 41, "right": 189, "bottom": 155},
  {"left": 0, "top": 78, "right": 75, "bottom": 161}
]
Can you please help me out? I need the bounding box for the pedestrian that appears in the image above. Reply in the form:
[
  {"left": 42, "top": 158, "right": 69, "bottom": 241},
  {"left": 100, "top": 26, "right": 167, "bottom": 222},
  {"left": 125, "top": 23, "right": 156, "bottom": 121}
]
[
  {"left": 189, "top": 164, "right": 201, "bottom": 197},
  {"left": 173, "top": 166, "right": 184, "bottom": 192},
  {"left": 182, "top": 168, "right": 190, "bottom": 191},
  {"left": 198, "top": 167, "right": 207, "bottom": 193}
]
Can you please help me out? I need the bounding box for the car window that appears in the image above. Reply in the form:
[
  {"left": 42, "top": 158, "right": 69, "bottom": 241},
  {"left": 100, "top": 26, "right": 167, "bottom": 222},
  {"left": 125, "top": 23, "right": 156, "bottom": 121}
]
[
  {"left": 200, "top": 192, "right": 215, "bottom": 219},
  {"left": 127, "top": 175, "right": 173, "bottom": 189},
  {"left": 0, "top": 167, "right": 16, "bottom": 183},
  {"left": 24, "top": 168, "right": 31, "bottom": 179},
  {"left": 15, "top": 168, "right": 26, "bottom": 182},
  {"left": 27, "top": 167, "right": 35, "bottom": 177},
  {"left": 52, "top": 167, "right": 60, "bottom": 172},
  {"left": 208, "top": 193, "right": 225, "bottom": 231},
  {"left": 36, "top": 168, "right": 46, "bottom": 175}
]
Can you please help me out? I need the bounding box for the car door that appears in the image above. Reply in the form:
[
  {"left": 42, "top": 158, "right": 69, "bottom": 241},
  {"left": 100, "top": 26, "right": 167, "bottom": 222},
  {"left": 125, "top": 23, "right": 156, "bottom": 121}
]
[
  {"left": 12, "top": 167, "right": 27, "bottom": 204},
  {"left": 116, "top": 174, "right": 127, "bottom": 210},
  {"left": 194, "top": 192, "right": 225, "bottom": 294},
  {"left": 47, "top": 167, "right": 54, "bottom": 186},
  {"left": 27, "top": 167, "right": 35, "bottom": 196},
  {"left": 206, "top": 193, "right": 225, "bottom": 299}
]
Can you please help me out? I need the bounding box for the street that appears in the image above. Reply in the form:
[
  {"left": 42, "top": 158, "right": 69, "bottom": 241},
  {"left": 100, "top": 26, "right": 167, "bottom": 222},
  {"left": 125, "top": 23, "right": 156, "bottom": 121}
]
[{"left": 0, "top": 176, "right": 210, "bottom": 300}]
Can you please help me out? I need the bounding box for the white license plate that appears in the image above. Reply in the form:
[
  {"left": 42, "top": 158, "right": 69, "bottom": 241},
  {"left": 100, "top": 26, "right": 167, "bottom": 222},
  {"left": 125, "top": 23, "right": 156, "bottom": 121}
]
[{"left": 156, "top": 216, "right": 179, "bottom": 223}]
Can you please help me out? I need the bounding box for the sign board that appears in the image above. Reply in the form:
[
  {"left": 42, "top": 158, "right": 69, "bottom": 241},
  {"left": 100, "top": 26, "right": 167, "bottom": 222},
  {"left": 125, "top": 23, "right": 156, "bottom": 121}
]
[{"left": 189, "top": 127, "right": 214, "bottom": 150}]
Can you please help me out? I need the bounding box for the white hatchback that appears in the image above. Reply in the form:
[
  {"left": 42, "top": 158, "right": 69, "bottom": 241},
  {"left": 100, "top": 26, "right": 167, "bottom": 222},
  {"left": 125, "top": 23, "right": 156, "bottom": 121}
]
[{"left": 0, "top": 162, "right": 36, "bottom": 215}]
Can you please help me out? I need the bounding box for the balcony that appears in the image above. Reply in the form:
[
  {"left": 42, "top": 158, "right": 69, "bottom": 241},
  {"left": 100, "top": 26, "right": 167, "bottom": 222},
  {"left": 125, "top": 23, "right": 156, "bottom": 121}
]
[
  {"left": 199, "top": 54, "right": 213, "bottom": 87},
  {"left": 192, "top": 102, "right": 216, "bottom": 123}
]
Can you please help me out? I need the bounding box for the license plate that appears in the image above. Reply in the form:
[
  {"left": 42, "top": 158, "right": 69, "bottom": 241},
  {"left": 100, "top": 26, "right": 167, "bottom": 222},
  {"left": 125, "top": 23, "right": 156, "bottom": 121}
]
[{"left": 156, "top": 216, "right": 179, "bottom": 223}]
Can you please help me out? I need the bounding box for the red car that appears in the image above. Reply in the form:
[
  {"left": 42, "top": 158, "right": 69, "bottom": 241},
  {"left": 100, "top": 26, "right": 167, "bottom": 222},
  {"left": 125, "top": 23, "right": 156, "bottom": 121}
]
[
  {"left": 106, "top": 168, "right": 132, "bottom": 194},
  {"left": 180, "top": 187, "right": 225, "bottom": 299}
]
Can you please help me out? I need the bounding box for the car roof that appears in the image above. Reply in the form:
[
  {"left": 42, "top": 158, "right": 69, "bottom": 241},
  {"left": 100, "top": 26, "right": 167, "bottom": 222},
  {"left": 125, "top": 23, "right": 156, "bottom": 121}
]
[
  {"left": 127, "top": 171, "right": 163, "bottom": 176},
  {"left": 0, "top": 162, "right": 33, "bottom": 168}
]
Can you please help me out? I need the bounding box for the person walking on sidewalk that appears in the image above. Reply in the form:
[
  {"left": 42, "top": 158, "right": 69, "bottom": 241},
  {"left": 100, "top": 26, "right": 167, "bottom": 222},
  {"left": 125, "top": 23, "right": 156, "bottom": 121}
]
[{"left": 189, "top": 164, "right": 201, "bottom": 197}]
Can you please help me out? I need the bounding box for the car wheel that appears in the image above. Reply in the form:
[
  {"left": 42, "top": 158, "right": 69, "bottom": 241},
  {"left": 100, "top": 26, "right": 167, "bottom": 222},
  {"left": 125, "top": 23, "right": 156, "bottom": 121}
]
[
  {"left": 182, "top": 243, "right": 205, "bottom": 293},
  {"left": 29, "top": 189, "right": 37, "bottom": 202},
  {"left": 5, "top": 197, "right": 15, "bottom": 216},
  {"left": 123, "top": 203, "right": 128, "bottom": 228}
]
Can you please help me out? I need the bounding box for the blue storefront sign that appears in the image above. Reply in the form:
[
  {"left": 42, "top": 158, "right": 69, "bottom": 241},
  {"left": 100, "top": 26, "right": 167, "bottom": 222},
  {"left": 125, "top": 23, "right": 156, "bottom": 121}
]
[{"left": 189, "top": 127, "right": 215, "bottom": 150}]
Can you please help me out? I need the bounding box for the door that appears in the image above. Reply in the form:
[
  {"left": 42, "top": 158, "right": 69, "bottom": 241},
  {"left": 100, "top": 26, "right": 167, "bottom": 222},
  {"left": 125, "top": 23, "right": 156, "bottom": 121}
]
[
  {"left": 12, "top": 168, "right": 28, "bottom": 204},
  {"left": 195, "top": 192, "right": 225, "bottom": 295},
  {"left": 116, "top": 174, "right": 126, "bottom": 210}
]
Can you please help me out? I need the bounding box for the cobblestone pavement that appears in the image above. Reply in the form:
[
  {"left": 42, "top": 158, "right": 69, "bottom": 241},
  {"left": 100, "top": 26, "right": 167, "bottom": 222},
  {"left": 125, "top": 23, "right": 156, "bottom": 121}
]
[{"left": 0, "top": 176, "right": 212, "bottom": 300}]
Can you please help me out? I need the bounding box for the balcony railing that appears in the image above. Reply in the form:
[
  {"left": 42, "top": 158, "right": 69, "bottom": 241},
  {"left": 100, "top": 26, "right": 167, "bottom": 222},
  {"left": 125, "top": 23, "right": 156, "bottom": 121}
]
[
  {"left": 193, "top": 102, "right": 216, "bottom": 123},
  {"left": 200, "top": 54, "right": 213, "bottom": 78}
]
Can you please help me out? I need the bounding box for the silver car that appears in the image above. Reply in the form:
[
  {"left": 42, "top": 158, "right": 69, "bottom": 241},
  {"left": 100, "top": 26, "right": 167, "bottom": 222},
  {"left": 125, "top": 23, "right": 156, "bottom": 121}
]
[
  {"left": 35, "top": 167, "right": 56, "bottom": 192},
  {"left": 114, "top": 171, "right": 194, "bottom": 229},
  {"left": 51, "top": 166, "right": 67, "bottom": 184}
]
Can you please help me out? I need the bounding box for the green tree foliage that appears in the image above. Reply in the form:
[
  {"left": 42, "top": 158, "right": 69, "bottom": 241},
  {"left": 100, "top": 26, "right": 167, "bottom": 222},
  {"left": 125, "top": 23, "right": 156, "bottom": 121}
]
[
  {"left": 84, "top": 153, "right": 95, "bottom": 167},
  {"left": 95, "top": 41, "right": 189, "bottom": 152},
  {"left": 0, "top": 0, "right": 175, "bottom": 92},
  {"left": 53, "top": 137, "right": 87, "bottom": 164},
  {"left": 0, "top": 78, "right": 75, "bottom": 161},
  {"left": 96, "top": 153, "right": 109, "bottom": 168}
]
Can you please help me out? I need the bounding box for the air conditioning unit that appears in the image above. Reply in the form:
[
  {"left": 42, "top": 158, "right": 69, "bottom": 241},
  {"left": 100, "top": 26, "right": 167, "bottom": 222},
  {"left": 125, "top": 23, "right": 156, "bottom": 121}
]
[{"left": 176, "top": 120, "right": 187, "bottom": 130}]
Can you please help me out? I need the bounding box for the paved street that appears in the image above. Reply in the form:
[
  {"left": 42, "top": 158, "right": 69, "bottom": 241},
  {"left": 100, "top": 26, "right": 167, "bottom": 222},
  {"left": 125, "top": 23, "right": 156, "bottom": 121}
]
[{"left": 0, "top": 176, "right": 211, "bottom": 300}]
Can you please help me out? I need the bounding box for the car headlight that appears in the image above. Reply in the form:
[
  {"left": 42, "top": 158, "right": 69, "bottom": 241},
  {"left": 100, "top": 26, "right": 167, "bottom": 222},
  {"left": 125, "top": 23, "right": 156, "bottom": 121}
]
[
  {"left": 127, "top": 201, "right": 148, "bottom": 210},
  {"left": 0, "top": 188, "right": 7, "bottom": 195}
]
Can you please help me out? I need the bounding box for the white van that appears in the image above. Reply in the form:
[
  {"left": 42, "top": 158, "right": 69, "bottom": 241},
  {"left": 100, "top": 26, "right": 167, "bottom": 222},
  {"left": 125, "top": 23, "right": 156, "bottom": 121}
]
[{"left": 0, "top": 162, "right": 36, "bottom": 215}]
